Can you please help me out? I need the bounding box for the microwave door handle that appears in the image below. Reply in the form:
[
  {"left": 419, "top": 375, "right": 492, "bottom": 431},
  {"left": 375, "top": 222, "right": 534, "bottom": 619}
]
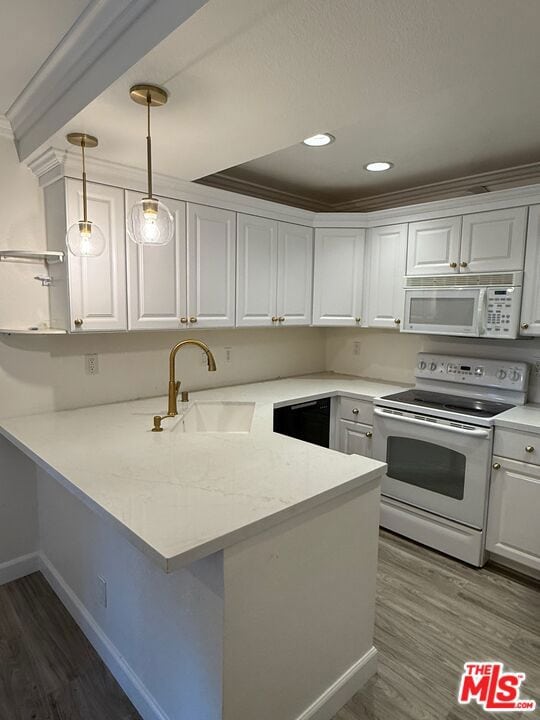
[
  {"left": 477, "top": 288, "right": 487, "bottom": 336},
  {"left": 373, "top": 408, "right": 490, "bottom": 439}
]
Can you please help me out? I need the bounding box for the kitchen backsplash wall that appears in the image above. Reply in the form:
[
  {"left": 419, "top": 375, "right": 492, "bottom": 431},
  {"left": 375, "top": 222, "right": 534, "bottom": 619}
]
[{"left": 325, "top": 328, "right": 540, "bottom": 402}]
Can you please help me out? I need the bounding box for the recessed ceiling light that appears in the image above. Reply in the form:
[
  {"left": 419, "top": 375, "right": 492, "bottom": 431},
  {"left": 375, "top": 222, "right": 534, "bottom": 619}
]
[
  {"left": 364, "top": 161, "right": 394, "bottom": 172},
  {"left": 302, "top": 133, "right": 335, "bottom": 147}
]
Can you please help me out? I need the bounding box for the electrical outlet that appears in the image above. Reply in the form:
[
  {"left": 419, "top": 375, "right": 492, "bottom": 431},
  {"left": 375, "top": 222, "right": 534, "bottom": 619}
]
[
  {"left": 353, "top": 341, "right": 362, "bottom": 356},
  {"left": 224, "top": 346, "right": 232, "bottom": 363},
  {"left": 533, "top": 358, "right": 540, "bottom": 377},
  {"left": 97, "top": 576, "right": 107, "bottom": 608},
  {"left": 85, "top": 354, "right": 99, "bottom": 375}
]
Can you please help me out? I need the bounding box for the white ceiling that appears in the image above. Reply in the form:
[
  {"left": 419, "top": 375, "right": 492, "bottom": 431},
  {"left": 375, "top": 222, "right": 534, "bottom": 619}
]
[
  {"left": 0, "top": 0, "right": 89, "bottom": 113},
  {"left": 53, "top": 0, "right": 540, "bottom": 203}
]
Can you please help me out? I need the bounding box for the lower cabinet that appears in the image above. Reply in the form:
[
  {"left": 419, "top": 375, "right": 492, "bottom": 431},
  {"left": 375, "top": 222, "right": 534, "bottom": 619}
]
[
  {"left": 338, "top": 419, "right": 373, "bottom": 458},
  {"left": 487, "top": 456, "right": 540, "bottom": 573}
]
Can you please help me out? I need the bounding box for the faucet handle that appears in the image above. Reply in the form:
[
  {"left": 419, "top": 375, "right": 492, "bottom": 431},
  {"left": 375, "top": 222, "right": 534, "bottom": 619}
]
[{"left": 175, "top": 380, "right": 180, "bottom": 396}]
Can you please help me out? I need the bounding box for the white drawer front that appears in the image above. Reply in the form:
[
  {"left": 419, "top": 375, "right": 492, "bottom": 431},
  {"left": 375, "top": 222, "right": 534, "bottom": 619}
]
[
  {"left": 338, "top": 397, "right": 373, "bottom": 424},
  {"left": 494, "top": 428, "right": 540, "bottom": 466}
]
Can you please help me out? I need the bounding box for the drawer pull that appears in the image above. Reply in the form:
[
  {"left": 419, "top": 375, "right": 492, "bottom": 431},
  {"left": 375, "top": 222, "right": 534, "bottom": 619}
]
[
  {"left": 365, "top": 431, "right": 373, "bottom": 438},
  {"left": 352, "top": 408, "right": 359, "bottom": 415},
  {"left": 492, "top": 462, "right": 501, "bottom": 470},
  {"left": 525, "top": 445, "right": 535, "bottom": 453}
]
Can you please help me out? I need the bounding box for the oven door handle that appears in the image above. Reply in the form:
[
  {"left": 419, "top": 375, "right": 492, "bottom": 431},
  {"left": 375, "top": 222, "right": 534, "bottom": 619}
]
[{"left": 373, "top": 408, "right": 491, "bottom": 439}]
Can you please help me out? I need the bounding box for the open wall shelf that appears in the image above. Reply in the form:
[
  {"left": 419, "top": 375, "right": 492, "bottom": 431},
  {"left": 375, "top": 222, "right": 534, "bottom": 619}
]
[
  {"left": 0, "top": 327, "right": 67, "bottom": 335},
  {"left": 0, "top": 250, "right": 64, "bottom": 263}
]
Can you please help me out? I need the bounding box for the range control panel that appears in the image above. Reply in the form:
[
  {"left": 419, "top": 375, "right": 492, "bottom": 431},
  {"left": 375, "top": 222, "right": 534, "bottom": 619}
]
[
  {"left": 416, "top": 353, "right": 530, "bottom": 391},
  {"left": 484, "top": 287, "right": 521, "bottom": 338}
]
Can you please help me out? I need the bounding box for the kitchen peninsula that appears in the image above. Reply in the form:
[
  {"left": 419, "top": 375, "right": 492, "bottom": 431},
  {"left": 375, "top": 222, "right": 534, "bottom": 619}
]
[{"left": 0, "top": 374, "right": 394, "bottom": 720}]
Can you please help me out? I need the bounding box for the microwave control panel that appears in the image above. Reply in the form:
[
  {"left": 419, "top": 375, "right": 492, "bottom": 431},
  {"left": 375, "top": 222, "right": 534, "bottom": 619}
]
[{"left": 483, "top": 286, "right": 521, "bottom": 338}]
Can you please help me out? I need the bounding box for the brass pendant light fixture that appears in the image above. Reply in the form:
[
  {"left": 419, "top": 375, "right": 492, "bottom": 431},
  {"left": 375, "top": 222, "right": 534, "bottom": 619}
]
[
  {"left": 65, "top": 133, "right": 106, "bottom": 257},
  {"left": 128, "top": 84, "right": 174, "bottom": 246}
]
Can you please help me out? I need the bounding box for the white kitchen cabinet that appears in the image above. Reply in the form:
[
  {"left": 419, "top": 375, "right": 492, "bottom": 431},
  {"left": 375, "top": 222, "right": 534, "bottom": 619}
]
[
  {"left": 406, "top": 217, "right": 461, "bottom": 276},
  {"left": 312, "top": 228, "right": 365, "bottom": 326},
  {"left": 45, "top": 178, "right": 127, "bottom": 332},
  {"left": 487, "top": 456, "right": 540, "bottom": 573},
  {"left": 519, "top": 205, "right": 540, "bottom": 336},
  {"left": 187, "top": 203, "right": 236, "bottom": 328},
  {"left": 126, "top": 191, "right": 187, "bottom": 330},
  {"left": 338, "top": 420, "right": 373, "bottom": 458},
  {"left": 366, "top": 224, "right": 407, "bottom": 329},
  {"left": 236, "top": 214, "right": 312, "bottom": 327},
  {"left": 460, "top": 207, "right": 527, "bottom": 273}
]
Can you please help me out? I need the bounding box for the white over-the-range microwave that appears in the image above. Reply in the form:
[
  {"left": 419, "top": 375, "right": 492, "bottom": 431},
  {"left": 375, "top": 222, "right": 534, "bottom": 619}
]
[{"left": 401, "top": 271, "right": 522, "bottom": 339}]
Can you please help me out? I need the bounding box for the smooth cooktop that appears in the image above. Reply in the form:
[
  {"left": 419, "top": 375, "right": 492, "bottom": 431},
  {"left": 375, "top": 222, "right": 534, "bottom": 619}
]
[{"left": 381, "top": 389, "right": 514, "bottom": 419}]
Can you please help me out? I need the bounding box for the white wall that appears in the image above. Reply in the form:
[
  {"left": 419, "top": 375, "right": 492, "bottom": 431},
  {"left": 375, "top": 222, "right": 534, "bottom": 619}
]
[{"left": 325, "top": 327, "right": 540, "bottom": 402}]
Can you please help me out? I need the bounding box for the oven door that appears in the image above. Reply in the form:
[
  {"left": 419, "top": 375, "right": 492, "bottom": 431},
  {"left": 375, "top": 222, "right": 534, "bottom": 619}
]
[
  {"left": 402, "top": 287, "right": 485, "bottom": 336},
  {"left": 373, "top": 407, "right": 492, "bottom": 528}
]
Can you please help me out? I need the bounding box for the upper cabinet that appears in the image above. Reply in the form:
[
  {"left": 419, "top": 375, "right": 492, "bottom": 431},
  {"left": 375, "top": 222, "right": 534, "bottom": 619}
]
[
  {"left": 126, "top": 191, "right": 187, "bottom": 331},
  {"left": 407, "top": 208, "right": 527, "bottom": 276},
  {"left": 236, "top": 214, "right": 312, "bottom": 327},
  {"left": 366, "top": 224, "right": 407, "bottom": 330},
  {"left": 312, "top": 228, "right": 365, "bottom": 326},
  {"left": 45, "top": 178, "right": 127, "bottom": 332},
  {"left": 127, "top": 198, "right": 235, "bottom": 330},
  {"left": 407, "top": 217, "right": 462, "bottom": 275},
  {"left": 520, "top": 205, "right": 540, "bottom": 336}
]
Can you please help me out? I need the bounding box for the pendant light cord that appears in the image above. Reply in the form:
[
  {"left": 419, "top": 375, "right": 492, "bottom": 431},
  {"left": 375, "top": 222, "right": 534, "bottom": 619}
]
[
  {"left": 146, "top": 94, "right": 153, "bottom": 199},
  {"left": 81, "top": 138, "right": 88, "bottom": 223}
]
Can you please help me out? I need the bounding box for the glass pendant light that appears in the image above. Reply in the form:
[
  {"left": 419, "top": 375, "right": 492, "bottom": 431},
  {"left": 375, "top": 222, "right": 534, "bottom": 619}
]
[
  {"left": 65, "top": 133, "right": 106, "bottom": 257},
  {"left": 128, "top": 84, "right": 174, "bottom": 246}
]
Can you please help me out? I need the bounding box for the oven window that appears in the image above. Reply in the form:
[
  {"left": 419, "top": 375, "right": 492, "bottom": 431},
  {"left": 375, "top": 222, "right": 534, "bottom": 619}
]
[
  {"left": 386, "top": 437, "right": 466, "bottom": 500},
  {"left": 409, "top": 297, "right": 475, "bottom": 327}
]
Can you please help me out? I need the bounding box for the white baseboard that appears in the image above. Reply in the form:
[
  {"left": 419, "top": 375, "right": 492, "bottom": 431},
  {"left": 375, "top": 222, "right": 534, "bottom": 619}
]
[
  {"left": 295, "top": 646, "right": 378, "bottom": 720},
  {"left": 39, "top": 553, "right": 170, "bottom": 720},
  {"left": 0, "top": 552, "right": 39, "bottom": 586}
]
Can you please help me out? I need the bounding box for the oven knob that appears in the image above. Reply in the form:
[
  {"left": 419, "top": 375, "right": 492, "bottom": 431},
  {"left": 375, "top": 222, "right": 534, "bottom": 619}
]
[
  {"left": 509, "top": 369, "right": 521, "bottom": 382},
  {"left": 474, "top": 366, "right": 484, "bottom": 376},
  {"left": 418, "top": 361, "right": 427, "bottom": 370},
  {"left": 496, "top": 369, "right": 507, "bottom": 380},
  {"left": 429, "top": 362, "right": 437, "bottom": 371}
]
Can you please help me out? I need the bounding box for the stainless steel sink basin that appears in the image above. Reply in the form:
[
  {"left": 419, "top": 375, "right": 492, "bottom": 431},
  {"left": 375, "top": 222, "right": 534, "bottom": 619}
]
[{"left": 176, "top": 402, "right": 255, "bottom": 433}]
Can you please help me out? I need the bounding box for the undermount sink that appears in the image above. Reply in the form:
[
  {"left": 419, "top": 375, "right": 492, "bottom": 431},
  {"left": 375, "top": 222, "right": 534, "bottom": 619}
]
[{"left": 176, "top": 402, "right": 255, "bottom": 433}]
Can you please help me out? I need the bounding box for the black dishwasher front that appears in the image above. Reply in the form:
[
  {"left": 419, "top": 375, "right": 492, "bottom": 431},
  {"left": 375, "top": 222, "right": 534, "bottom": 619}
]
[{"left": 273, "top": 397, "right": 331, "bottom": 448}]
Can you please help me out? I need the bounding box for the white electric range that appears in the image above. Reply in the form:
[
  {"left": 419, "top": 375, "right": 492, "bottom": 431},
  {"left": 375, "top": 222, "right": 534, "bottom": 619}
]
[{"left": 373, "top": 353, "right": 530, "bottom": 566}]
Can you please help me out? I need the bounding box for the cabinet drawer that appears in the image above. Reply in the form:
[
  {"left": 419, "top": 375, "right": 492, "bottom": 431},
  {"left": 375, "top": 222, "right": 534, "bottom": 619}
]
[
  {"left": 493, "top": 428, "right": 540, "bottom": 466},
  {"left": 338, "top": 397, "right": 373, "bottom": 424}
]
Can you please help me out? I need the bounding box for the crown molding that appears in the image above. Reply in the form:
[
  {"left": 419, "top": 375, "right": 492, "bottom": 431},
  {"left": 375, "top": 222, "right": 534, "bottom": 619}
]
[
  {"left": 7, "top": 0, "right": 208, "bottom": 161},
  {"left": 0, "top": 116, "right": 14, "bottom": 140}
]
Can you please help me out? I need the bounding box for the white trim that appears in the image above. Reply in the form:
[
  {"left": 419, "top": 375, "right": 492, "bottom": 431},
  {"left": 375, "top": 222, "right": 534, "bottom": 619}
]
[
  {"left": 295, "top": 647, "right": 378, "bottom": 720},
  {"left": 0, "top": 115, "right": 13, "bottom": 141},
  {"left": 0, "top": 552, "right": 39, "bottom": 586},
  {"left": 39, "top": 552, "right": 170, "bottom": 720},
  {"left": 8, "top": 0, "right": 208, "bottom": 161}
]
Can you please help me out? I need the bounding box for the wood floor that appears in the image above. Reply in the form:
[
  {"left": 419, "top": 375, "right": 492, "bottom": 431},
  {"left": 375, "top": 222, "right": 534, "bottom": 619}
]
[{"left": 0, "top": 531, "right": 538, "bottom": 720}]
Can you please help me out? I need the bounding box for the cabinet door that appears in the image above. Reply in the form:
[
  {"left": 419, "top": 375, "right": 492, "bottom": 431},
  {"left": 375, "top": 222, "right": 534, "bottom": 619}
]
[
  {"left": 520, "top": 205, "right": 540, "bottom": 336},
  {"left": 276, "top": 223, "right": 313, "bottom": 326},
  {"left": 236, "top": 214, "right": 278, "bottom": 327},
  {"left": 366, "top": 224, "right": 407, "bottom": 329},
  {"left": 126, "top": 192, "right": 187, "bottom": 330},
  {"left": 312, "top": 228, "right": 365, "bottom": 326},
  {"left": 460, "top": 207, "right": 527, "bottom": 273},
  {"left": 406, "top": 217, "right": 461, "bottom": 276},
  {"left": 487, "top": 457, "right": 540, "bottom": 572},
  {"left": 66, "top": 179, "right": 127, "bottom": 331},
  {"left": 187, "top": 204, "right": 236, "bottom": 328},
  {"left": 338, "top": 420, "right": 373, "bottom": 458}
]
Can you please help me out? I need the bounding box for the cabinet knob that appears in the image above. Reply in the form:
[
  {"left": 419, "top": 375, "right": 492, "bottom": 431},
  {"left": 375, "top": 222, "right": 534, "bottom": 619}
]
[
  {"left": 460, "top": 261, "right": 468, "bottom": 268},
  {"left": 279, "top": 317, "right": 285, "bottom": 322},
  {"left": 492, "top": 462, "right": 501, "bottom": 470},
  {"left": 525, "top": 445, "right": 535, "bottom": 453},
  {"left": 189, "top": 317, "right": 198, "bottom": 324},
  {"left": 271, "top": 316, "right": 278, "bottom": 323},
  {"left": 365, "top": 431, "right": 373, "bottom": 438},
  {"left": 449, "top": 262, "right": 457, "bottom": 268},
  {"left": 180, "top": 317, "right": 188, "bottom": 324},
  {"left": 355, "top": 317, "right": 362, "bottom": 323},
  {"left": 74, "top": 318, "right": 83, "bottom": 327},
  {"left": 394, "top": 318, "right": 401, "bottom": 325},
  {"left": 352, "top": 408, "right": 359, "bottom": 415},
  {"left": 521, "top": 323, "right": 529, "bottom": 330}
]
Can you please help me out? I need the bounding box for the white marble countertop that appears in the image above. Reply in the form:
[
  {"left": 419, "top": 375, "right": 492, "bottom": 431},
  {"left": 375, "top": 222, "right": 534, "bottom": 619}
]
[
  {"left": 0, "top": 373, "right": 405, "bottom": 572},
  {"left": 495, "top": 403, "right": 540, "bottom": 433}
]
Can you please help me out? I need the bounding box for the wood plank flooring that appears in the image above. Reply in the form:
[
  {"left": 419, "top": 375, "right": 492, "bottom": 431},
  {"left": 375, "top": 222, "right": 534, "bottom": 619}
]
[{"left": 0, "top": 531, "right": 538, "bottom": 720}]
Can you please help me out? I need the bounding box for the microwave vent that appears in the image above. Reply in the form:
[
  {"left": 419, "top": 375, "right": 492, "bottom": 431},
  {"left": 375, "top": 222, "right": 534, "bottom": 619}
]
[{"left": 405, "top": 273, "right": 515, "bottom": 288}]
